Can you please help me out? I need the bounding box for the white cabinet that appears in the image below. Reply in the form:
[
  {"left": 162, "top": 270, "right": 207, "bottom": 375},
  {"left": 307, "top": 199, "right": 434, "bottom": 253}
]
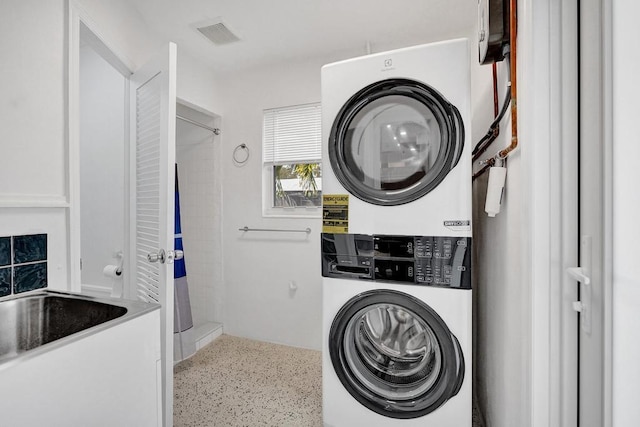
[{"left": 0, "top": 308, "right": 161, "bottom": 426}]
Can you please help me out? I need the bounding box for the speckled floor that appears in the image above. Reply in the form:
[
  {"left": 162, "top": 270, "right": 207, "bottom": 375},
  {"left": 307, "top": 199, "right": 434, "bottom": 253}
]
[
  {"left": 174, "top": 334, "right": 322, "bottom": 426},
  {"left": 174, "top": 334, "right": 484, "bottom": 427}
]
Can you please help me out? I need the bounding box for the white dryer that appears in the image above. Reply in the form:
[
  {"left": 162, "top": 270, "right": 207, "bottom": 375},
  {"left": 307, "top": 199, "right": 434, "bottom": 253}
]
[{"left": 321, "top": 38, "right": 472, "bottom": 237}]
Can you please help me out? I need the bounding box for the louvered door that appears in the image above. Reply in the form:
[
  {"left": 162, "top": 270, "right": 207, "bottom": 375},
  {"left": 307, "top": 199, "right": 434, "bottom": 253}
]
[{"left": 130, "top": 43, "right": 177, "bottom": 427}]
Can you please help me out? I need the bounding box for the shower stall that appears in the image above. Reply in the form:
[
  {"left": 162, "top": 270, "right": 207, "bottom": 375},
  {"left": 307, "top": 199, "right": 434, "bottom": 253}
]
[{"left": 173, "top": 103, "right": 224, "bottom": 360}]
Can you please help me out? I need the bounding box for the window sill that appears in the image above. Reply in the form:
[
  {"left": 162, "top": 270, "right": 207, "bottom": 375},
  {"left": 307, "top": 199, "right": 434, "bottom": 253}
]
[{"left": 262, "top": 206, "right": 321, "bottom": 219}]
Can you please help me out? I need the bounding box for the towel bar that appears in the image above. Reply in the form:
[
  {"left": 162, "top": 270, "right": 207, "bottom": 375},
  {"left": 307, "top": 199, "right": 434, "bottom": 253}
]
[{"left": 239, "top": 226, "right": 311, "bottom": 234}]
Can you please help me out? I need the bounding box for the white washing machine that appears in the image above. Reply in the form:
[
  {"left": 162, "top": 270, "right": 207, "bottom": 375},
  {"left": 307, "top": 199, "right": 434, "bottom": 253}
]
[
  {"left": 321, "top": 233, "right": 472, "bottom": 426},
  {"left": 321, "top": 39, "right": 472, "bottom": 426},
  {"left": 321, "top": 38, "right": 472, "bottom": 237}
]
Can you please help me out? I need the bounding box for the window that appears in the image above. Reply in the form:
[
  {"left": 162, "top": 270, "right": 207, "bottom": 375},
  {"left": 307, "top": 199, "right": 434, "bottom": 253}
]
[{"left": 262, "top": 103, "right": 322, "bottom": 216}]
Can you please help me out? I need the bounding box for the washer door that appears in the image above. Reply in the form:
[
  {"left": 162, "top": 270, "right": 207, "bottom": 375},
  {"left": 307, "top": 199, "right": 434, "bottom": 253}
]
[
  {"left": 329, "top": 289, "right": 465, "bottom": 419},
  {"left": 329, "top": 78, "right": 465, "bottom": 205}
]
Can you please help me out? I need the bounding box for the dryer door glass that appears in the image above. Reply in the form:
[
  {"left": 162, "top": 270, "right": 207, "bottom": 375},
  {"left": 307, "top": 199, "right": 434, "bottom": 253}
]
[
  {"left": 329, "top": 79, "right": 464, "bottom": 206},
  {"left": 329, "top": 289, "right": 464, "bottom": 419},
  {"left": 344, "top": 95, "right": 441, "bottom": 192}
]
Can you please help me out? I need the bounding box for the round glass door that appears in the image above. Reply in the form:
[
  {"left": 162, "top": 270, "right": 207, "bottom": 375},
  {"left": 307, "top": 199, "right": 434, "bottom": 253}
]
[
  {"left": 329, "top": 79, "right": 465, "bottom": 205},
  {"left": 329, "top": 290, "right": 464, "bottom": 419}
]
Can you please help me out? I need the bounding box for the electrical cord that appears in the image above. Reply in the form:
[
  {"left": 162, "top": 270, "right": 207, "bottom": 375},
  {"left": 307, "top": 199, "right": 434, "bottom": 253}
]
[
  {"left": 472, "top": 88, "right": 511, "bottom": 160},
  {"left": 472, "top": 54, "right": 512, "bottom": 162}
]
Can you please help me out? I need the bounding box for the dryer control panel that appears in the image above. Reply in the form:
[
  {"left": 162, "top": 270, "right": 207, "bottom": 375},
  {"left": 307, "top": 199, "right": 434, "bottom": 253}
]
[{"left": 321, "top": 233, "right": 472, "bottom": 289}]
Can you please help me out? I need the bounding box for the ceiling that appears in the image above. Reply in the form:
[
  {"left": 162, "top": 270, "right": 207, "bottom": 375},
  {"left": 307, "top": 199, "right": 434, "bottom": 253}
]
[{"left": 127, "top": 0, "right": 477, "bottom": 75}]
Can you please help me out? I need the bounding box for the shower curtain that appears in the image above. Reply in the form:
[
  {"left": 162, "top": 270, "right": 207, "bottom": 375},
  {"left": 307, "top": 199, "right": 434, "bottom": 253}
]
[{"left": 174, "top": 163, "right": 194, "bottom": 334}]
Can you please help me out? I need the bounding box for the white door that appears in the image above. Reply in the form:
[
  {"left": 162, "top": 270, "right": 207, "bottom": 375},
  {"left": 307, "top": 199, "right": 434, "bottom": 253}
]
[
  {"left": 558, "top": 1, "right": 606, "bottom": 424},
  {"left": 575, "top": 1, "right": 605, "bottom": 424},
  {"left": 129, "top": 43, "right": 177, "bottom": 427}
]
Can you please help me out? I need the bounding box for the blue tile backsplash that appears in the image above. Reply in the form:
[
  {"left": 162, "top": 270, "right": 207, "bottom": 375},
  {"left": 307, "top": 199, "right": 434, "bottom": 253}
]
[
  {"left": 0, "top": 267, "right": 10, "bottom": 297},
  {"left": 0, "top": 234, "right": 48, "bottom": 297},
  {"left": 13, "top": 263, "right": 48, "bottom": 294},
  {"left": 0, "top": 237, "right": 10, "bottom": 267},
  {"left": 13, "top": 234, "right": 47, "bottom": 264}
]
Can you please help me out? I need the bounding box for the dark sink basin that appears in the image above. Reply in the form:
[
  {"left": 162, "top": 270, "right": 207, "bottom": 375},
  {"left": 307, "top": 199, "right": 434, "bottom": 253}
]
[{"left": 0, "top": 291, "right": 157, "bottom": 364}]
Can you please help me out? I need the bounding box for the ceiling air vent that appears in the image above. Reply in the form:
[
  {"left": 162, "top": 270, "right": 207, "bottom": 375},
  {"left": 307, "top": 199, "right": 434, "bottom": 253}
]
[{"left": 196, "top": 20, "right": 241, "bottom": 46}]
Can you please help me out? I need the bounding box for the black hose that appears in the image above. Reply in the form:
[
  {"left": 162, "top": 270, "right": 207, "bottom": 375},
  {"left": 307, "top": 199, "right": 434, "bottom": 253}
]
[{"left": 472, "top": 89, "right": 512, "bottom": 158}]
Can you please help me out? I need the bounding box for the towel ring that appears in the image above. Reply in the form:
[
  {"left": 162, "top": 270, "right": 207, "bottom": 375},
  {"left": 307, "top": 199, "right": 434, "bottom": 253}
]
[{"left": 233, "top": 143, "right": 250, "bottom": 165}]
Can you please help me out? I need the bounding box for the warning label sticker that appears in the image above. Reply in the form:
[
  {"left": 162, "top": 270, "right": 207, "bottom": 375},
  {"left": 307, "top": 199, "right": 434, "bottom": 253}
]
[{"left": 322, "top": 194, "right": 349, "bottom": 233}]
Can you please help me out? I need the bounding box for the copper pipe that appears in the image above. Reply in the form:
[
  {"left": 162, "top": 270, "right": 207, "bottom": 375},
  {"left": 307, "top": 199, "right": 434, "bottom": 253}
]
[{"left": 499, "top": 0, "right": 518, "bottom": 159}]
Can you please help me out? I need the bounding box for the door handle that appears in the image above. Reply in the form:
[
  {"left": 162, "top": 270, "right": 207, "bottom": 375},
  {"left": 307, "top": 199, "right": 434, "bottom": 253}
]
[
  {"left": 567, "top": 267, "right": 591, "bottom": 285},
  {"left": 566, "top": 235, "right": 592, "bottom": 334},
  {"left": 147, "top": 249, "right": 166, "bottom": 264},
  {"left": 147, "top": 249, "right": 182, "bottom": 264}
]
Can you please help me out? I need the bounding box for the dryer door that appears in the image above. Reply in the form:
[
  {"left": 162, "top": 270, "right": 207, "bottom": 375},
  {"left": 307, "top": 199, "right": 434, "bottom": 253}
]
[
  {"left": 329, "top": 289, "right": 465, "bottom": 419},
  {"left": 329, "top": 79, "right": 465, "bottom": 205}
]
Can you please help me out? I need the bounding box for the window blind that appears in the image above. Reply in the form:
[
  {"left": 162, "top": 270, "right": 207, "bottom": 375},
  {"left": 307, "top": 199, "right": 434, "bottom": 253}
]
[{"left": 263, "top": 103, "right": 321, "bottom": 164}]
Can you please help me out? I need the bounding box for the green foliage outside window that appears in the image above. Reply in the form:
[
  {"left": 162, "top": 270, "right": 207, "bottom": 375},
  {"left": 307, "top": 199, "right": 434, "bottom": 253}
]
[{"left": 274, "top": 163, "right": 322, "bottom": 207}]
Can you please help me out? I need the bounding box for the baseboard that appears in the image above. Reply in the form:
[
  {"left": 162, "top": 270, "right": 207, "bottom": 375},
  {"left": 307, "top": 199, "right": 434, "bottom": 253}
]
[{"left": 194, "top": 322, "right": 223, "bottom": 351}]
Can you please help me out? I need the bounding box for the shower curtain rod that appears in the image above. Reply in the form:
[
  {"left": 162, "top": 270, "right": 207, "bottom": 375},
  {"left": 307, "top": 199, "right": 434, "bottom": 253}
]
[{"left": 176, "top": 115, "right": 221, "bottom": 135}]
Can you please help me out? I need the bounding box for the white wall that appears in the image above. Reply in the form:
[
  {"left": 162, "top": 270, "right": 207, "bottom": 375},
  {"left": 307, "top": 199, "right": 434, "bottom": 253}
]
[
  {"left": 175, "top": 104, "right": 223, "bottom": 328},
  {"left": 0, "top": 0, "right": 69, "bottom": 288},
  {"left": 75, "top": 0, "right": 160, "bottom": 71},
  {"left": 217, "top": 56, "right": 337, "bottom": 350},
  {"left": 473, "top": 151, "right": 526, "bottom": 427},
  {"left": 471, "top": 63, "right": 529, "bottom": 427},
  {"left": 0, "top": 0, "right": 67, "bottom": 200},
  {"left": 79, "top": 44, "right": 126, "bottom": 291},
  {"left": 177, "top": 53, "right": 224, "bottom": 118},
  {"left": 612, "top": 0, "right": 640, "bottom": 425}
]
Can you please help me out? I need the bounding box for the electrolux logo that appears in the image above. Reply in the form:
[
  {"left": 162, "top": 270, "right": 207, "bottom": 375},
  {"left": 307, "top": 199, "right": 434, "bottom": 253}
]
[{"left": 382, "top": 58, "right": 395, "bottom": 72}]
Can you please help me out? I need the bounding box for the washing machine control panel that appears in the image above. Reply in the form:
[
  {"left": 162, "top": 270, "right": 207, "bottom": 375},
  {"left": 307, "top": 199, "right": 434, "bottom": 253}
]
[{"left": 321, "top": 233, "right": 471, "bottom": 289}]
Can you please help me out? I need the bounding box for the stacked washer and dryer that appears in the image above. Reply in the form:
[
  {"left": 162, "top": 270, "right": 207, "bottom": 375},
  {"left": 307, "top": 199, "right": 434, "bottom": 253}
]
[{"left": 321, "top": 39, "right": 473, "bottom": 426}]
